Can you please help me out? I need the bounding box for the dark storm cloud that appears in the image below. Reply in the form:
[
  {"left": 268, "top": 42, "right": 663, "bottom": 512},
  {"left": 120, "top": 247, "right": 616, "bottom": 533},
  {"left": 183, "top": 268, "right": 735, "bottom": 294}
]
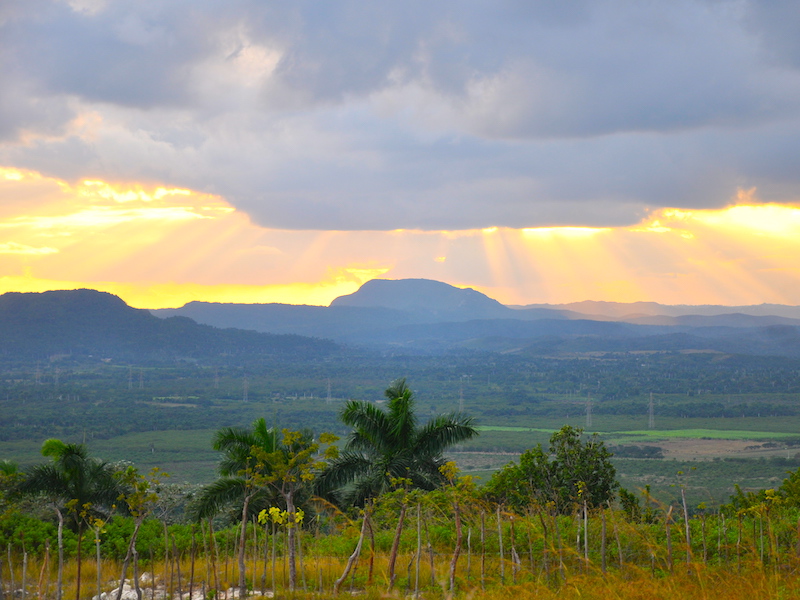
[{"left": 2, "top": 0, "right": 800, "bottom": 229}]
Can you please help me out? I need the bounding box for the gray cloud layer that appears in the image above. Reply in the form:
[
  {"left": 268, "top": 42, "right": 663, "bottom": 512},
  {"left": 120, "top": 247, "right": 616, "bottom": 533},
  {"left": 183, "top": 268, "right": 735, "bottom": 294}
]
[{"left": 2, "top": 0, "right": 800, "bottom": 229}]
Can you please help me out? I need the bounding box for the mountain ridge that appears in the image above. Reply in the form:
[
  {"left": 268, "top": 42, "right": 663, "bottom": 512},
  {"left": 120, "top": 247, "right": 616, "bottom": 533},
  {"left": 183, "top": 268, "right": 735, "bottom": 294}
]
[
  {"left": 150, "top": 279, "right": 800, "bottom": 356},
  {"left": 0, "top": 289, "right": 337, "bottom": 362}
]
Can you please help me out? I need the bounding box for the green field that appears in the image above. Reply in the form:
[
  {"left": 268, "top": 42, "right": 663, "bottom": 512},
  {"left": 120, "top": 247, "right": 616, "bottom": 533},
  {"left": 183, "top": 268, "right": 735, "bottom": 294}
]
[{"left": 479, "top": 425, "right": 798, "bottom": 440}]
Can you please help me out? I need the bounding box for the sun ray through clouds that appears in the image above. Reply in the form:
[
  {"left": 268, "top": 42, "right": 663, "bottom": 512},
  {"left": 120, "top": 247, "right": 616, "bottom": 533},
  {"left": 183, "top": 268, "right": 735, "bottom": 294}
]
[{"left": 2, "top": 167, "right": 800, "bottom": 308}]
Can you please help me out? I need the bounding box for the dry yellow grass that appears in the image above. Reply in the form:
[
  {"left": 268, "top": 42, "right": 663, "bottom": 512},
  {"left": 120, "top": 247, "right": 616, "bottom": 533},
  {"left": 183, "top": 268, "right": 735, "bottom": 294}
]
[{"left": 6, "top": 553, "right": 800, "bottom": 600}]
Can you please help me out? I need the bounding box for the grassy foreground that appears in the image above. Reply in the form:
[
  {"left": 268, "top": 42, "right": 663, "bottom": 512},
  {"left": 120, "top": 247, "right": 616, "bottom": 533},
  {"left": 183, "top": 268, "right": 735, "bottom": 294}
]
[{"left": 4, "top": 553, "right": 800, "bottom": 600}]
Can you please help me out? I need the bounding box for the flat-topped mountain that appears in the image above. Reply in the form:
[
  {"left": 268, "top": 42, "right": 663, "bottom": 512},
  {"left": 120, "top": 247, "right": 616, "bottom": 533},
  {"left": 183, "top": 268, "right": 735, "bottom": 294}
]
[
  {"left": 0, "top": 289, "right": 336, "bottom": 361},
  {"left": 330, "top": 278, "right": 511, "bottom": 321}
]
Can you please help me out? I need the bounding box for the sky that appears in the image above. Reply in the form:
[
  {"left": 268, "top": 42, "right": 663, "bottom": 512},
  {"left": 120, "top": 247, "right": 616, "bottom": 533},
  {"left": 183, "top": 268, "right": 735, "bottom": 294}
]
[{"left": 2, "top": 0, "right": 800, "bottom": 308}]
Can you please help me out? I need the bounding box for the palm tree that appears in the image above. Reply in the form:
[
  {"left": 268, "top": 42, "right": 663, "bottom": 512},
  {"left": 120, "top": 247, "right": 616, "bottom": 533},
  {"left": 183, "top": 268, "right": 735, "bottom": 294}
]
[
  {"left": 190, "top": 418, "right": 282, "bottom": 598},
  {"left": 319, "top": 378, "right": 477, "bottom": 587},
  {"left": 319, "top": 378, "right": 478, "bottom": 505},
  {"left": 17, "top": 440, "right": 122, "bottom": 600}
]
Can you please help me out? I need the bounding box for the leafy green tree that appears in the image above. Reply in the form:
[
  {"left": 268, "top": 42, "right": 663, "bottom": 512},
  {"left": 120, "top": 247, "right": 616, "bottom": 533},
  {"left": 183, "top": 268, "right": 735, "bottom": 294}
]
[
  {"left": 17, "top": 440, "right": 122, "bottom": 600},
  {"left": 191, "top": 420, "right": 334, "bottom": 595},
  {"left": 317, "top": 378, "right": 478, "bottom": 506},
  {"left": 190, "top": 418, "right": 283, "bottom": 598},
  {"left": 254, "top": 429, "right": 337, "bottom": 591},
  {"left": 0, "top": 459, "right": 20, "bottom": 516},
  {"left": 113, "top": 467, "right": 166, "bottom": 600},
  {"left": 485, "top": 425, "right": 617, "bottom": 514}
]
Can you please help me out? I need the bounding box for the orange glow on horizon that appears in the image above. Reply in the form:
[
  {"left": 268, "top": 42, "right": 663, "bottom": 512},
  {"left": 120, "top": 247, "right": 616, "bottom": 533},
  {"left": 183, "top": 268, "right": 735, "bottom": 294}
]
[{"left": 2, "top": 167, "right": 800, "bottom": 309}]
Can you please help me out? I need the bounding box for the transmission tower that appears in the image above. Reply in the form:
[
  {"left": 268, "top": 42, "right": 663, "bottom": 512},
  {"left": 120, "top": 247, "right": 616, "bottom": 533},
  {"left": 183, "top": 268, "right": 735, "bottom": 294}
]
[
  {"left": 243, "top": 375, "right": 249, "bottom": 402},
  {"left": 326, "top": 378, "right": 332, "bottom": 404},
  {"left": 586, "top": 395, "right": 593, "bottom": 429},
  {"left": 648, "top": 392, "right": 655, "bottom": 429}
]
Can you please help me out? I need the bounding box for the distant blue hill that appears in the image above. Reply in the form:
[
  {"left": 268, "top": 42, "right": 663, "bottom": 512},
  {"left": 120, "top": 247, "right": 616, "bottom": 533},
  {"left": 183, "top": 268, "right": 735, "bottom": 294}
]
[
  {"left": 0, "top": 289, "right": 337, "bottom": 362},
  {"left": 151, "top": 278, "right": 800, "bottom": 357}
]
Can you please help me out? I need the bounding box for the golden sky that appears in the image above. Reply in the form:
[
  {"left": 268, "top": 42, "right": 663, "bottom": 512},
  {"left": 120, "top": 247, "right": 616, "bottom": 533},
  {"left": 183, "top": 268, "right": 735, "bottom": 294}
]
[{"left": 2, "top": 166, "right": 799, "bottom": 309}]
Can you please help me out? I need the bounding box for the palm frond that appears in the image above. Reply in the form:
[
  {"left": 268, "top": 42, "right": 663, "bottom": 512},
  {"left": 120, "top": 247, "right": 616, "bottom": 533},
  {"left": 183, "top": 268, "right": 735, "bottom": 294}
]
[
  {"left": 413, "top": 413, "right": 477, "bottom": 457},
  {"left": 387, "top": 390, "right": 417, "bottom": 448},
  {"left": 340, "top": 400, "right": 392, "bottom": 451},
  {"left": 315, "top": 451, "right": 374, "bottom": 496},
  {"left": 189, "top": 476, "right": 247, "bottom": 521}
]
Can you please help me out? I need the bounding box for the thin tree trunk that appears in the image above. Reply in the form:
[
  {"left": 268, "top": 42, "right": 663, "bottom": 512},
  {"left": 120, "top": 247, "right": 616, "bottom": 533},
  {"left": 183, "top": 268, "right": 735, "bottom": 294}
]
[
  {"left": 38, "top": 540, "right": 50, "bottom": 600},
  {"left": 424, "top": 513, "right": 435, "bottom": 588},
  {"left": 209, "top": 520, "right": 220, "bottom": 596},
  {"left": 261, "top": 522, "right": 268, "bottom": 596},
  {"left": 365, "top": 512, "right": 374, "bottom": 586},
  {"left": 601, "top": 508, "right": 607, "bottom": 574},
  {"left": 285, "top": 493, "right": 297, "bottom": 591},
  {"left": 270, "top": 521, "right": 276, "bottom": 594},
  {"left": 333, "top": 509, "right": 368, "bottom": 595},
  {"left": 7, "top": 544, "right": 14, "bottom": 600},
  {"left": 116, "top": 517, "right": 145, "bottom": 600},
  {"left": 415, "top": 504, "right": 421, "bottom": 600},
  {"left": 701, "top": 514, "right": 707, "bottom": 564},
  {"left": 164, "top": 521, "right": 172, "bottom": 600},
  {"left": 509, "top": 515, "right": 518, "bottom": 584},
  {"left": 448, "top": 501, "right": 462, "bottom": 592},
  {"left": 201, "top": 521, "right": 210, "bottom": 597},
  {"left": 55, "top": 509, "right": 63, "bottom": 600},
  {"left": 553, "top": 512, "right": 565, "bottom": 581},
  {"left": 21, "top": 551, "right": 27, "bottom": 600},
  {"left": 737, "top": 514, "right": 742, "bottom": 574},
  {"left": 722, "top": 513, "right": 728, "bottom": 565},
  {"left": 583, "top": 500, "right": 589, "bottom": 568},
  {"left": 149, "top": 548, "right": 154, "bottom": 600},
  {"left": 132, "top": 550, "right": 141, "bottom": 600},
  {"left": 172, "top": 538, "right": 182, "bottom": 600},
  {"left": 666, "top": 506, "right": 674, "bottom": 573},
  {"left": 496, "top": 506, "right": 505, "bottom": 584},
  {"left": 681, "top": 488, "right": 692, "bottom": 569},
  {"left": 537, "top": 510, "right": 549, "bottom": 577},
  {"left": 467, "top": 527, "right": 472, "bottom": 581},
  {"left": 480, "top": 510, "right": 485, "bottom": 591},
  {"left": 189, "top": 528, "right": 196, "bottom": 600},
  {"left": 237, "top": 494, "right": 251, "bottom": 599},
  {"left": 94, "top": 528, "right": 101, "bottom": 600},
  {"left": 0, "top": 556, "right": 4, "bottom": 600},
  {"left": 75, "top": 525, "right": 83, "bottom": 600},
  {"left": 387, "top": 503, "right": 407, "bottom": 590}
]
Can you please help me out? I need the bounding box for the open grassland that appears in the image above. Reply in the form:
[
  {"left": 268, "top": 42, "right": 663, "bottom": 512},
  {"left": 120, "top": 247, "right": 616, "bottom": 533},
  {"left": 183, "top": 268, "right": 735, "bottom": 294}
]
[{"left": 6, "top": 507, "right": 800, "bottom": 600}]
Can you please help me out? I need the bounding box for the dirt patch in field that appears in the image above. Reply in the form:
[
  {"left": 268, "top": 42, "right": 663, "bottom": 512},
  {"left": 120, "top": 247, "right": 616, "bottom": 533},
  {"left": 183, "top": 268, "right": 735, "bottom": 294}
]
[{"left": 654, "top": 438, "right": 795, "bottom": 460}]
